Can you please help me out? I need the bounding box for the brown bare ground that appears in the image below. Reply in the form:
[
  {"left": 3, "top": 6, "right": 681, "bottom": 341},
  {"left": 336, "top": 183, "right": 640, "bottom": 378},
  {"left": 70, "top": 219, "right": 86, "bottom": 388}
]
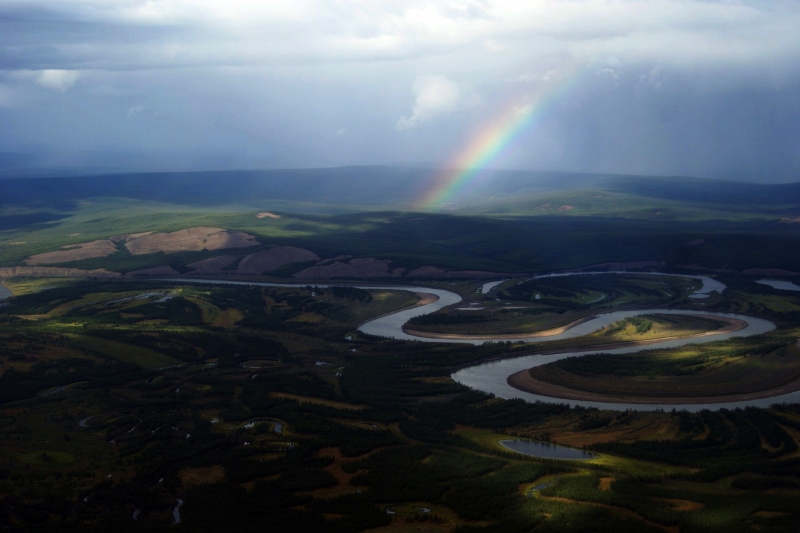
[
  {"left": 598, "top": 477, "right": 615, "bottom": 491},
  {"left": 179, "top": 465, "right": 225, "bottom": 487},
  {"left": 186, "top": 255, "right": 240, "bottom": 274},
  {"left": 24, "top": 239, "right": 118, "bottom": 265},
  {"left": 237, "top": 246, "right": 319, "bottom": 275},
  {"left": 404, "top": 266, "right": 455, "bottom": 278},
  {"left": 300, "top": 447, "right": 372, "bottom": 499},
  {"left": 268, "top": 392, "right": 365, "bottom": 410},
  {"left": 508, "top": 354, "right": 800, "bottom": 405},
  {"left": 110, "top": 232, "right": 152, "bottom": 243},
  {"left": 557, "top": 205, "right": 574, "bottom": 211},
  {"left": 124, "top": 227, "right": 258, "bottom": 255},
  {"left": 315, "top": 447, "right": 359, "bottom": 486},
  {"left": 294, "top": 258, "right": 404, "bottom": 279},
  {"left": 124, "top": 265, "right": 180, "bottom": 277},
  {"left": 212, "top": 308, "right": 244, "bottom": 328},
  {"left": 255, "top": 212, "right": 280, "bottom": 219},
  {"left": 538, "top": 495, "right": 679, "bottom": 533},
  {"left": 315, "top": 255, "right": 353, "bottom": 266},
  {"left": 414, "top": 293, "right": 439, "bottom": 307},
  {"left": 655, "top": 498, "right": 704, "bottom": 511},
  {"left": 752, "top": 511, "right": 789, "bottom": 518}
]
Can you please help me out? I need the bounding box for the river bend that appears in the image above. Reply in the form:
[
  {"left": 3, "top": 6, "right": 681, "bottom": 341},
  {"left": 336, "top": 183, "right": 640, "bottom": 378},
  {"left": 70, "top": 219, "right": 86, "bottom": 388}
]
[{"left": 159, "top": 277, "right": 789, "bottom": 410}]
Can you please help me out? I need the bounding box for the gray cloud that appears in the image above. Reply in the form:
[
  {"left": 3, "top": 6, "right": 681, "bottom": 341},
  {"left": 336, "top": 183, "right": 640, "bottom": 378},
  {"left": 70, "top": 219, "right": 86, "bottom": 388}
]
[
  {"left": 397, "top": 75, "right": 478, "bottom": 130},
  {"left": 0, "top": 1, "right": 799, "bottom": 180}
]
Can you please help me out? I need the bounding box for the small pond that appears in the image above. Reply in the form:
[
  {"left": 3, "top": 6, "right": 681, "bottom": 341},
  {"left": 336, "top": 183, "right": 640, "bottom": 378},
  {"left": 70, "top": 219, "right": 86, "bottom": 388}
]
[
  {"left": 0, "top": 282, "right": 11, "bottom": 301},
  {"left": 757, "top": 279, "right": 800, "bottom": 292},
  {"left": 499, "top": 439, "right": 597, "bottom": 460}
]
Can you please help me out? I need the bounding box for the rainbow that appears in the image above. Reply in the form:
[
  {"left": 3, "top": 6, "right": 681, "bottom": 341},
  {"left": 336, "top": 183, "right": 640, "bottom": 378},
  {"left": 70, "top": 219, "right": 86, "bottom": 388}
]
[{"left": 415, "top": 72, "right": 584, "bottom": 209}]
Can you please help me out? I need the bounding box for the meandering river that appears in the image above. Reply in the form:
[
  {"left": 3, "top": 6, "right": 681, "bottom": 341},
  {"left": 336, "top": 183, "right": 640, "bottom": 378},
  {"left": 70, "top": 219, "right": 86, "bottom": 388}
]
[
  {"left": 450, "top": 309, "right": 782, "bottom": 412},
  {"left": 160, "top": 276, "right": 789, "bottom": 411}
]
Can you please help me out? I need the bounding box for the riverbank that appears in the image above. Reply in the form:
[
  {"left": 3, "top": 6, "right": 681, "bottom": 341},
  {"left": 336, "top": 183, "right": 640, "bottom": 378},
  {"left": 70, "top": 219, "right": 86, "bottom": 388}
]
[
  {"left": 507, "top": 365, "right": 800, "bottom": 405},
  {"left": 404, "top": 314, "right": 744, "bottom": 342},
  {"left": 402, "top": 314, "right": 597, "bottom": 340}
]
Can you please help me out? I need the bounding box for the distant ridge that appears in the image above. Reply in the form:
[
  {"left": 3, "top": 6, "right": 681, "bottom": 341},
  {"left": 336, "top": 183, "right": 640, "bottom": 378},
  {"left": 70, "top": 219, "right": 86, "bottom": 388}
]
[{"left": 0, "top": 166, "right": 797, "bottom": 212}]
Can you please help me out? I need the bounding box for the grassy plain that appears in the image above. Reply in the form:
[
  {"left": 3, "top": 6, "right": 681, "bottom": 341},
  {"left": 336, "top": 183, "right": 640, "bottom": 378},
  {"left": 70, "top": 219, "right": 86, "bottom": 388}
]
[{"left": 3, "top": 190, "right": 800, "bottom": 276}]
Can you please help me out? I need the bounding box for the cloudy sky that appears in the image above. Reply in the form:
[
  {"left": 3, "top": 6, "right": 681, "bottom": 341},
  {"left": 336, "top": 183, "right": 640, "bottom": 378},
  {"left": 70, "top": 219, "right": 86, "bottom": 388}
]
[{"left": 1, "top": 0, "right": 799, "bottom": 180}]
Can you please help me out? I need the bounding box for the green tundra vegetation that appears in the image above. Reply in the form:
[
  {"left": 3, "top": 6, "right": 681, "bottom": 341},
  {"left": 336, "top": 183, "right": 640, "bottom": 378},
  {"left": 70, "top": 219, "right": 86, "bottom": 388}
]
[
  {"left": 0, "top": 273, "right": 800, "bottom": 532},
  {"left": 3, "top": 170, "right": 800, "bottom": 276}
]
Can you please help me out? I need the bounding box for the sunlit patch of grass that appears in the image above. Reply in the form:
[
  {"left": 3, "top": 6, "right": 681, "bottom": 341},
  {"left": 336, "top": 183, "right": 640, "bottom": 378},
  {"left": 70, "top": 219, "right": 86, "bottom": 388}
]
[
  {"left": 456, "top": 427, "right": 691, "bottom": 476},
  {"left": 187, "top": 297, "right": 244, "bottom": 327},
  {"left": 584, "top": 454, "right": 691, "bottom": 477},
  {"left": 2, "top": 277, "right": 78, "bottom": 296},
  {"left": 21, "top": 290, "right": 170, "bottom": 319}
]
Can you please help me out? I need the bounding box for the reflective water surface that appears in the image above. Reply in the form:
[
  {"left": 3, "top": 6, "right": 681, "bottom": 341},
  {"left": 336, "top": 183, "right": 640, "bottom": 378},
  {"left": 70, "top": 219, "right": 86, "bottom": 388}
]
[
  {"left": 500, "top": 439, "right": 597, "bottom": 460},
  {"left": 757, "top": 279, "right": 800, "bottom": 292},
  {"left": 480, "top": 280, "right": 507, "bottom": 294}
]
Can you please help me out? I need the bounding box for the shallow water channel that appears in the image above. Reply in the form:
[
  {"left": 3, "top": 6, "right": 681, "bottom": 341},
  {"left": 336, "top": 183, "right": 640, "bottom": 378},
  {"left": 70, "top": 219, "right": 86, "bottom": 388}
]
[{"left": 480, "top": 280, "right": 507, "bottom": 294}]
